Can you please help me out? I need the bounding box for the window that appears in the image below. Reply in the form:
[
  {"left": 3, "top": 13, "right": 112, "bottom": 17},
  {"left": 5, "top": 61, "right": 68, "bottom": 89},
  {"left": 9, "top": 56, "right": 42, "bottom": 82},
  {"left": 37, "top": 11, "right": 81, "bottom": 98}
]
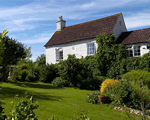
[
  {"left": 134, "top": 46, "right": 140, "bottom": 56},
  {"left": 56, "top": 48, "right": 63, "bottom": 62},
  {"left": 87, "top": 43, "right": 95, "bottom": 56},
  {"left": 126, "top": 46, "right": 133, "bottom": 57}
]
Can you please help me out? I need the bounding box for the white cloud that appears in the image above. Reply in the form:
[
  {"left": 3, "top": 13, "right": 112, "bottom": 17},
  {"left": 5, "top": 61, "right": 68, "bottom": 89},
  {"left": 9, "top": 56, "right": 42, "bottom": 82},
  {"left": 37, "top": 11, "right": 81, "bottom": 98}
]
[
  {"left": 0, "top": 0, "right": 149, "bottom": 33},
  {"left": 124, "top": 11, "right": 150, "bottom": 29},
  {"left": 21, "top": 32, "right": 53, "bottom": 44}
]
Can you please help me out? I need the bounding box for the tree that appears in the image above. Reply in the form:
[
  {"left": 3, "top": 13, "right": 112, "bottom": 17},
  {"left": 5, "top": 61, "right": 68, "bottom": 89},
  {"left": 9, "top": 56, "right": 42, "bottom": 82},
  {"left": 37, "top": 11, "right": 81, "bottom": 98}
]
[
  {"left": 35, "top": 54, "right": 46, "bottom": 66},
  {"left": 0, "top": 33, "right": 27, "bottom": 82}
]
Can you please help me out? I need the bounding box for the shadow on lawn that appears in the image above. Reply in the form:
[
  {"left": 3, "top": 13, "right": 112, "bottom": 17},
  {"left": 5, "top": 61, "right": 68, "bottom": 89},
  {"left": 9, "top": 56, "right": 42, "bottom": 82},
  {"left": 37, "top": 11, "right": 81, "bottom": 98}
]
[
  {"left": 8, "top": 81, "right": 64, "bottom": 90},
  {"left": 0, "top": 86, "right": 63, "bottom": 101}
]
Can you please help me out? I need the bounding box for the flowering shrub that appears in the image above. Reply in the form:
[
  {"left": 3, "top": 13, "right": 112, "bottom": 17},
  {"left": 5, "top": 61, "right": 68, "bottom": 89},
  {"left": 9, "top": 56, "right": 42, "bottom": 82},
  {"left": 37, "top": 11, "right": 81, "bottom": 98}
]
[
  {"left": 100, "top": 79, "right": 119, "bottom": 94},
  {"left": 86, "top": 91, "right": 99, "bottom": 104}
]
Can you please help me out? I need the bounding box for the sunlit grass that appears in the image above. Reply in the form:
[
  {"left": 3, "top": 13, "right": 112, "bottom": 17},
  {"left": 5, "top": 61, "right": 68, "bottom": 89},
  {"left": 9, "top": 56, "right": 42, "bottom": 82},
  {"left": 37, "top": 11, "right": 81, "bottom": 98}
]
[{"left": 0, "top": 81, "right": 140, "bottom": 120}]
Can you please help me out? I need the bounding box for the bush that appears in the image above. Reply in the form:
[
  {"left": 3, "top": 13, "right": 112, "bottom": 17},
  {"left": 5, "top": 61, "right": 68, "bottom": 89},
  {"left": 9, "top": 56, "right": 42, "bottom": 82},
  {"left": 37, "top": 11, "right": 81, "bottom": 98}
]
[
  {"left": 122, "top": 70, "right": 150, "bottom": 88},
  {"left": 0, "top": 101, "right": 7, "bottom": 120},
  {"left": 79, "top": 76, "right": 106, "bottom": 90},
  {"left": 6, "top": 95, "right": 39, "bottom": 120},
  {"left": 86, "top": 91, "right": 99, "bottom": 104},
  {"left": 52, "top": 77, "right": 70, "bottom": 87},
  {"left": 100, "top": 79, "right": 119, "bottom": 94},
  {"left": 104, "top": 79, "right": 150, "bottom": 110},
  {"left": 39, "top": 64, "right": 59, "bottom": 83},
  {"left": 58, "top": 54, "right": 81, "bottom": 87}
]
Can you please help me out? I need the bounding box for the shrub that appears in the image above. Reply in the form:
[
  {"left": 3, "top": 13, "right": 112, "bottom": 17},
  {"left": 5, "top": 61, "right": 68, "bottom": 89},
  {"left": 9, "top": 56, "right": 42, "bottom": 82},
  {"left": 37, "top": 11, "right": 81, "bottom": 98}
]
[
  {"left": 58, "top": 54, "right": 81, "bottom": 87},
  {"left": 79, "top": 76, "right": 106, "bottom": 90},
  {"left": 122, "top": 70, "right": 150, "bottom": 88},
  {"left": 39, "top": 64, "right": 59, "bottom": 83},
  {"left": 100, "top": 79, "right": 119, "bottom": 94},
  {"left": 52, "top": 77, "right": 70, "bottom": 87},
  {"left": 6, "top": 95, "right": 39, "bottom": 120},
  {"left": 0, "top": 101, "right": 7, "bottom": 120},
  {"left": 104, "top": 79, "right": 150, "bottom": 110},
  {"left": 86, "top": 91, "right": 99, "bottom": 104}
]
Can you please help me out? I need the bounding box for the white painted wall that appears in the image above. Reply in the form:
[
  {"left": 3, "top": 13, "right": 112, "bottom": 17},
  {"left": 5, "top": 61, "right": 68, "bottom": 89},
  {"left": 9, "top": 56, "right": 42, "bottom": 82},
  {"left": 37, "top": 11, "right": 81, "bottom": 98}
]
[
  {"left": 45, "top": 38, "right": 98, "bottom": 64},
  {"left": 125, "top": 43, "right": 150, "bottom": 56},
  {"left": 113, "top": 13, "right": 127, "bottom": 39}
]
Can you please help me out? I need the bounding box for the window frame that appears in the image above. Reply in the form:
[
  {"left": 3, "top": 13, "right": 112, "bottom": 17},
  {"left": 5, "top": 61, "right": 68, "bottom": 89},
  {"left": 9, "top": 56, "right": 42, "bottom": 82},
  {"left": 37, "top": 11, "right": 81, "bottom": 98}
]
[
  {"left": 55, "top": 48, "right": 63, "bottom": 62},
  {"left": 134, "top": 45, "right": 141, "bottom": 57},
  {"left": 87, "top": 42, "right": 96, "bottom": 56}
]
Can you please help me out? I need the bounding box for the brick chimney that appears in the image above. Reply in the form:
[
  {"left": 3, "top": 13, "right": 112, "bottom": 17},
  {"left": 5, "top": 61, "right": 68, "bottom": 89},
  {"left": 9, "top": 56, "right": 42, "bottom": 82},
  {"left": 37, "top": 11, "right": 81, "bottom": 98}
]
[{"left": 56, "top": 16, "right": 66, "bottom": 31}]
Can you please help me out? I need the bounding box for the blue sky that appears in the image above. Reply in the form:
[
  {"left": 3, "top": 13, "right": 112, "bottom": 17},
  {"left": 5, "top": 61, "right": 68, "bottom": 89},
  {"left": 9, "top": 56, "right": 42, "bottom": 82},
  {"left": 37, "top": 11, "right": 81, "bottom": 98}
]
[{"left": 0, "top": 0, "right": 150, "bottom": 61}]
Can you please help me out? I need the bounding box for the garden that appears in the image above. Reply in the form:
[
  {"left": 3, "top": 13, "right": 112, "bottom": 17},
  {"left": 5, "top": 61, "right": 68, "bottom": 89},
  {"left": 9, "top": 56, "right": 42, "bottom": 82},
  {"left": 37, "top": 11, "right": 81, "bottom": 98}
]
[{"left": 0, "top": 30, "right": 150, "bottom": 119}]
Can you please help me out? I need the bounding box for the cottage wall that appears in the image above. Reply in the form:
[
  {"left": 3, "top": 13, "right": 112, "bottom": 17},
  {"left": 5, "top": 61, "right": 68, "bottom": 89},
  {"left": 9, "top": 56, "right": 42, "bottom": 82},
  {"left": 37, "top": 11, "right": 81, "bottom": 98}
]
[
  {"left": 45, "top": 38, "right": 98, "bottom": 64},
  {"left": 113, "top": 13, "right": 127, "bottom": 39},
  {"left": 125, "top": 43, "right": 150, "bottom": 56}
]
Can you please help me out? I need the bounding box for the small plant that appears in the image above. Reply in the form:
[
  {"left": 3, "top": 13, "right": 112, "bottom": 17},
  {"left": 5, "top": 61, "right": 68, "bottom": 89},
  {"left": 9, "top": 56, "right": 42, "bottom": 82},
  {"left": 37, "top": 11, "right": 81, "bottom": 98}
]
[
  {"left": 86, "top": 91, "right": 99, "bottom": 104},
  {"left": 6, "top": 95, "right": 39, "bottom": 120}
]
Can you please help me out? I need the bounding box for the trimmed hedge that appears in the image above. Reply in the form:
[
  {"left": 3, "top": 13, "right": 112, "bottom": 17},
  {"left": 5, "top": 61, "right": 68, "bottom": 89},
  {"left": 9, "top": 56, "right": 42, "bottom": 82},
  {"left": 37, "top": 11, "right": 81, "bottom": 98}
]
[{"left": 122, "top": 70, "right": 150, "bottom": 88}]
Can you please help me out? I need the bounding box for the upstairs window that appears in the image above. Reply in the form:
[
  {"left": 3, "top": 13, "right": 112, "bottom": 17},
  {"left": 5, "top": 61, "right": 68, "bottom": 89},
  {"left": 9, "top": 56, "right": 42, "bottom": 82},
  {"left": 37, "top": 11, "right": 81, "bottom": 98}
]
[
  {"left": 87, "top": 43, "right": 95, "bottom": 56},
  {"left": 56, "top": 48, "right": 63, "bottom": 62},
  {"left": 134, "top": 46, "right": 141, "bottom": 56}
]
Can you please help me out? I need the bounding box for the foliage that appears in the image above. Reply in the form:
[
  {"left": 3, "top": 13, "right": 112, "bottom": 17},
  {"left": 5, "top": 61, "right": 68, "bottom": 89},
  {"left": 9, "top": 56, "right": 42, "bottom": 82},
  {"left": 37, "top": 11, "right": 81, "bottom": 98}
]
[
  {"left": 0, "top": 33, "right": 27, "bottom": 82},
  {"left": 104, "top": 79, "right": 150, "bottom": 110},
  {"left": 0, "top": 30, "right": 8, "bottom": 65},
  {"left": 39, "top": 63, "right": 59, "bottom": 83},
  {"left": 35, "top": 54, "right": 46, "bottom": 67},
  {"left": 95, "top": 33, "right": 126, "bottom": 78},
  {"left": 6, "top": 95, "right": 39, "bottom": 120},
  {"left": 79, "top": 76, "right": 106, "bottom": 90},
  {"left": 0, "top": 101, "right": 7, "bottom": 120},
  {"left": 86, "top": 91, "right": 99, "bottom": 104},
  {"left": 100, "top": 79, "right": 119, "bottom": 94},
  {"left": 58, "top": 54, "right": 81, "bottom": 87},
  {"left": 122, "top": 70, "right": 150, "bottom": 88},
  {"left": 52, "top": 77, "right": 70, "bottom": 87},
  {"left": 11, "top": 59, "right": 37, "bottom": 82}
]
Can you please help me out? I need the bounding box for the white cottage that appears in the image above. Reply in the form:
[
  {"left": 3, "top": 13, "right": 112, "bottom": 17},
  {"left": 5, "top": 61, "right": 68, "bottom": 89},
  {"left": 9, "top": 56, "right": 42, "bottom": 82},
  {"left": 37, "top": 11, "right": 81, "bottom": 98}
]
[{"left": 44, "top": 13, "right": 150, "bottom": 64}]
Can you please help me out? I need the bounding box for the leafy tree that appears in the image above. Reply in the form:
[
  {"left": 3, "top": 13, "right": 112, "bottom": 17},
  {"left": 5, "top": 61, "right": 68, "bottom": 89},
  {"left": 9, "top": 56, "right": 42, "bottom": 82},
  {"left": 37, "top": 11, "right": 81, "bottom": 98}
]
[
  {"left": 0, "top": 34, "right": 27, "bottom": 82},
  {"left": 95, "top": 33, "right": 126, "bottom": 78},
  {"left": 58, "top": 54, "right": 81, "bottom": 87},
  {"left": 35, "top": 54, "right": 46, "bottom": 66}
]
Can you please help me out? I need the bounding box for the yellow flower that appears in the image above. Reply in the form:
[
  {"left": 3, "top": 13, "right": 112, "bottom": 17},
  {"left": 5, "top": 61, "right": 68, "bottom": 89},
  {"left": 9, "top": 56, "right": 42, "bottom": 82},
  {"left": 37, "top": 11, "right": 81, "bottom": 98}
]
[
  {"left": 100, "top": 79, "right": 119, "bottom": 93},
  {"left": 0, "top": 29, "right": 8, "bottom": 41}
]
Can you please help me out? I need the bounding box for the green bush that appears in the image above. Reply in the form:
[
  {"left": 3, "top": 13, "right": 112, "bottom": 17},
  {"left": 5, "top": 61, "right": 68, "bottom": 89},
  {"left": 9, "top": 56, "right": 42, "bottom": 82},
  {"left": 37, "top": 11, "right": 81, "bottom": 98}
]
[
  {"left": 86, "top": 91, "right": 99, "bottom": 104},
  {"left": 58, "top": 54, "right": 81, "bottom": 87},
  {"left": 0, "top": 101, "right": 7, "bottom": 120},
  {"left": 122, "top": 70, "right": 150, "bottom": 88},
  {"left": 52, "top": 77, "right": 70, "bottom": 87},
  {"left": 39, "top": 64, "right": 59, "bottom": 83},
  {"left": 6, "top": 96, "right": 39, "bottom": 120},
  {"left": 104, "top": 79, "right": 150, "bottom": 110},
  {"left": 79, "top": 76, "right": 106, "bottom": 90}
]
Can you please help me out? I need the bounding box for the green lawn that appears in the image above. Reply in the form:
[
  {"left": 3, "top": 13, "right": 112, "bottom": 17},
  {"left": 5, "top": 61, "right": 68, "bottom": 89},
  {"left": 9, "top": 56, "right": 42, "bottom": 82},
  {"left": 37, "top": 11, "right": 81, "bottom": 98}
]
[{"left": 0, "top": 81, "right": 140, "bottom": 120}]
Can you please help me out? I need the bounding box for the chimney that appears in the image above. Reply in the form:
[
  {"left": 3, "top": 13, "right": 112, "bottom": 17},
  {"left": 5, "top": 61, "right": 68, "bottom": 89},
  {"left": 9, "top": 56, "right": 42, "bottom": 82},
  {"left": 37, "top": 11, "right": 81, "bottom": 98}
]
[{"left": 56, "top": 16, "right": 66, "bottom": 31}]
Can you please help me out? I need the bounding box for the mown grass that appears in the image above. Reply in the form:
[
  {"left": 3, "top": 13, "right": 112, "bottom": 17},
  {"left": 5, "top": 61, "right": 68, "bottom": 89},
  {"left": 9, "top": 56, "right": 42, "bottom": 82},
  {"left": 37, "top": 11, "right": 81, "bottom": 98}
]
[{"left": 0, "top": 81, "right": 140, "bottom": 120}]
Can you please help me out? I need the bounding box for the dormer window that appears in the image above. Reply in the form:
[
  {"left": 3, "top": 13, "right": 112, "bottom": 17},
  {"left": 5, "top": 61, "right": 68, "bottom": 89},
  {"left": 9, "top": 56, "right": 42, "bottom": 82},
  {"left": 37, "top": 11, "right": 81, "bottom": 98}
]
[{"left": 56, "top": 48, "right": 63, "bottom": 62}]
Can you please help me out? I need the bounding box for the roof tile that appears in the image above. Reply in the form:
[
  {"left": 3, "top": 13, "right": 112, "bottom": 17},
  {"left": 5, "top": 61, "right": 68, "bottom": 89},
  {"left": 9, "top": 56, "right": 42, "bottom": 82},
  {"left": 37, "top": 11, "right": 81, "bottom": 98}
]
[{"left": 44, "top": 13, "right": 121, "bottom": 47}]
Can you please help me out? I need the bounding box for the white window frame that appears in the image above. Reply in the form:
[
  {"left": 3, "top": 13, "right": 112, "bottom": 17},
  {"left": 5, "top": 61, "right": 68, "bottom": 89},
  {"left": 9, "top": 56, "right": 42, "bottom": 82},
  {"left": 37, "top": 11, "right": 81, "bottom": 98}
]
[
  {"left": 134, "top": 45, "right": 141, "bottom": 57},
  {"left": 55, "top": 48, "right": 63, "bottom": 62},
  {"left": 126, "top": 46, "right": 133, "bottom": 57},
  {"left": 87, "top": 42, "right": 96, "bottom": 56}
]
